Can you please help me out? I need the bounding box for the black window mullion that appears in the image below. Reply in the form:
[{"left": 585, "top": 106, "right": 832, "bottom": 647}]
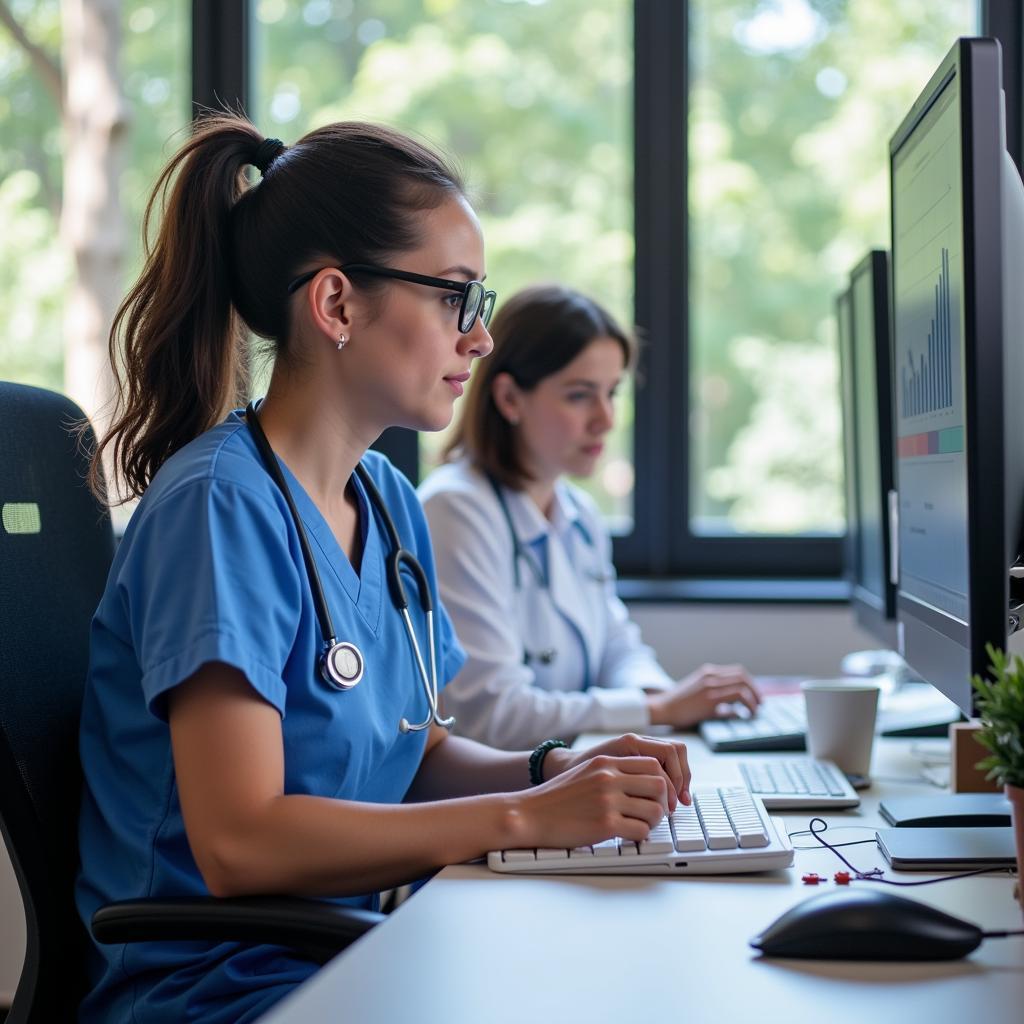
[
  {"left": 982, "top": 0, "right": 1023, "bottom": 174},
  {"left": 192, "top": 0, "right": 249, "bottom": 117},
  {"left": 615, "top": 0, "right": 688, "bottom": 577}
]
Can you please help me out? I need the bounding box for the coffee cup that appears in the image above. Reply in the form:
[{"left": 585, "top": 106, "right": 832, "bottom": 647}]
[{"left": 801, "top": 680, "right": 881, "bottom": 778}]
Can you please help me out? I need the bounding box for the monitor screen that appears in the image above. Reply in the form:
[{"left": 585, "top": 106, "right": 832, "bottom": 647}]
[{"left": 892, "top": 75, "right": 969, "bottom": 632}]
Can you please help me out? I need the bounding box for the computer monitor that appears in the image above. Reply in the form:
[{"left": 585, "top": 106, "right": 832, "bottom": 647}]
[
  {"left": 889, "top": 36, "right": 1024, "bottom": 716},
  {"left": 837, "top": 250, "right": 898, "bottom": 648}
]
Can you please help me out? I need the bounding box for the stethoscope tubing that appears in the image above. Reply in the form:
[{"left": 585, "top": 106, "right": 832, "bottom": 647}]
[
  {"left": 245, "top": 402, "right": 339, "bottom": 664},
  {"left": 245, "top": 401, "right": 451, "bottom": 732}
]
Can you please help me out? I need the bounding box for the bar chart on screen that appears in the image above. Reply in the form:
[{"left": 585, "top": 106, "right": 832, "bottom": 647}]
[{"left": 891, "top": 83, "right": 968, "bottom": 622}]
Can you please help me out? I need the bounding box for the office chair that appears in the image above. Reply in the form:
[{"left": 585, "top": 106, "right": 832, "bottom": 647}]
[{"left": 0, "top": 382, "right": 382, "bottom": 1024}]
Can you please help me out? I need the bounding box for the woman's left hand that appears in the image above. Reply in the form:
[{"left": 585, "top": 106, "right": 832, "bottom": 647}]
[{"left": 543, "top": 733, "right": 691, "bottom": 808}]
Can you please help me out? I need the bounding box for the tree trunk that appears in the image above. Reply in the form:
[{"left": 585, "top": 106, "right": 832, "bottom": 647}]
[{"left": 60, "top": 0, "right": 127, "bottom": 436}]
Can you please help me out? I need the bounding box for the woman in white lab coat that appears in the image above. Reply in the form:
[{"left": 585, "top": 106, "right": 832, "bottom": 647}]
[{"left": 419, "top": 285, "right": 761, "bottom": 750}]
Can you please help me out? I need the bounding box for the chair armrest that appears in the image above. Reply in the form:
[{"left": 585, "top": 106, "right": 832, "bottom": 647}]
[{"left": 92, "top": 895, "right": 385, "bottom": 965}]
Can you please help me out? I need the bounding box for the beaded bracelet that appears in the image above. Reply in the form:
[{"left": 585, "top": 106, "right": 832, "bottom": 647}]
[{"left": 528, "top": 738, "right": 569, "bottom": 786}]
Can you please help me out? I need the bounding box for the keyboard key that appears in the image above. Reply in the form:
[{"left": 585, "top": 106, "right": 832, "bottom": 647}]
[
  {"left": 592, "top": 838, "right": 620, "bottom": 857},
  {"left": 720, "top": 787, "right": 770, "bottom": 848},
  {"left": 536, "top": 848, "right": 569, "bottom": 860},
  {"left": 694, "top": 790, "right": 739, "bottom": 849},
  {"left": 503, "top": 848, "right": 536, "bottom": 864},
  {"left": 639, "top": 819, "right": 675, "bottom": 855},
  {"left": 670, "top": 806, "right": 707, "bottom": 851}
]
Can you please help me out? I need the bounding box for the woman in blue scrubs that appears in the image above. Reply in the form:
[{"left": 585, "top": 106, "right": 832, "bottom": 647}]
[
  {"left": 75, "top": 117, "right": 693, "bottom": 1023},
  {"left": 419, "top": 285, "right": 762, "bottom": 750}
]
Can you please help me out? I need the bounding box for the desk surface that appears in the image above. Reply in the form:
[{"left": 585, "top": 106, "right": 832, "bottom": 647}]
[{"left": 261, "top": 737, "right": 1023, "bottom": 1024}]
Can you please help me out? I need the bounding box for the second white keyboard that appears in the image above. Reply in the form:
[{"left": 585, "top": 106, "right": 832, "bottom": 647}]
[
  {"left": 488, "top": 786, "right": 794, "bottom": 875},
  {"left": 738, "top": 757, "right": 861, "bottom": 810}
]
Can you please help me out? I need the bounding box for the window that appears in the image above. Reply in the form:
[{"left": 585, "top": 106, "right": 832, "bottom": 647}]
[
  {"left": 620, "top": 0, "right": 978, "bottom": 580},
  {"left": 4, "top": 1, "right": 1005, "bottom": 582},
  {"left": 683, "top": 0, "right": 977, "bottom": 549}
]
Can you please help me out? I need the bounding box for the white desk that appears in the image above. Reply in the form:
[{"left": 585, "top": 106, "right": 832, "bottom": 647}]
[{"left": 260, "top": 737, "right": 1023, "bottom": 1023}]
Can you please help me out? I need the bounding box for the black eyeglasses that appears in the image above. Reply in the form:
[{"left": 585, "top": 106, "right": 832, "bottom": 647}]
[{"left": 287, "top": 263, "right": 497, "bottom": 335}]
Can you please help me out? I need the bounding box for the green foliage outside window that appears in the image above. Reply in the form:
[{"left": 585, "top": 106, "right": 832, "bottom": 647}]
[
  {"left": 0, "top": 0, "right": 189, "bottom": 390},
  {"left": 690, "top": 0, "right": 976, "bottom": 534}
]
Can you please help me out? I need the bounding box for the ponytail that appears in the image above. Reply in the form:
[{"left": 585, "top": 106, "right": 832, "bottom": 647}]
[{"left": 92, "top": 116, "right": 260, "bottom": 501}]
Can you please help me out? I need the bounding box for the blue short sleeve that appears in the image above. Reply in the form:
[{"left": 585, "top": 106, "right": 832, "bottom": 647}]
[{"left": 117, "top": 479, "right": 303, "bottom": 720}]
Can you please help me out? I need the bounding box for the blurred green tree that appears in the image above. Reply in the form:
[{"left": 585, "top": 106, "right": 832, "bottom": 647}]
[{"left": 689, "top": 0, "right": 974, "bottom": 533}]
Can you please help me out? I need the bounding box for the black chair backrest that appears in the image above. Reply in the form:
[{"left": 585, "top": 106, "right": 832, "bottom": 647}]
[{"left": 0, "top": 382, "right": 115, "bottom": 1023}]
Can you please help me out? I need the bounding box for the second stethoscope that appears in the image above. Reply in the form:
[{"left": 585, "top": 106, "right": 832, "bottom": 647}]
[
  {"left": 486, "top": 473, "right": 611, "bottom": 669},
  {"left": 245, "top": 401, "right": 454, "bottom": 735}
]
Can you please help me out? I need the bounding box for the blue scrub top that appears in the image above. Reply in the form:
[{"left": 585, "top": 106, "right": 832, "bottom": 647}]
[{"left": 75, "top": 411, "right": 465, "bottom": 1024}]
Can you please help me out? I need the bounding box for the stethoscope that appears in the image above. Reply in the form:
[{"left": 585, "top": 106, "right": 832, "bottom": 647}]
[
  {"left": 486, "top": 473, "right": 610, "bottom": 670},
  {"left": 245, "top": 402, "right": 454, "bottom": 734}
]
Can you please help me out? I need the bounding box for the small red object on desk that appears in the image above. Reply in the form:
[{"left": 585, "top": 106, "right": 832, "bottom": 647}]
[
  {"left": 833, "top": 871, "right": 852, "bottom": 885},
  {"left": 801, "top": 873, "right": 825, "bottom": 885}
]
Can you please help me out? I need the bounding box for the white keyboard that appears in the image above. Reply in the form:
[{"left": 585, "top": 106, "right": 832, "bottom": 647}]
[
  {"left": 738, "top": 757, "right": 860, "bottom": 810},
  {"left": 488, "top": 786, "right": 794, "bottom": 875}
]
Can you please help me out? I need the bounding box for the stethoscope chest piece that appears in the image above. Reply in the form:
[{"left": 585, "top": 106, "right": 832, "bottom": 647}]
[{"left": 321, "top": 641, "right": 365, "bottom": 690}]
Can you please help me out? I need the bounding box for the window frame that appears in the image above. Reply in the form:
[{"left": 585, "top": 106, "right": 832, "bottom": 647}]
[
  {"left": 619, "top": 1, "right": 843, "bottom": 580},
  {"left": 194, "top": 1, "right": 1018, "bottom": 584}
]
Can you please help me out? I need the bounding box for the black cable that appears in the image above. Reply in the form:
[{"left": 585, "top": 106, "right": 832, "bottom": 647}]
[
  {"left": 804, "top": 818, "right": 1015, "bottom": 887},
  {"left": 982, "top": 929, "right": 1024, "bottom": 938},
  {"left": 788, "top": 824, "right": 877, "bottom": 850}
]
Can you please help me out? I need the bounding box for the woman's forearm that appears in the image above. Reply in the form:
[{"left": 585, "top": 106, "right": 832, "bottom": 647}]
[
  {"left": 405, "top": 733, "right": 533, "bottom": 800},
  {"left": 204, "top": 791, "right": 522, "bottom": 899}
]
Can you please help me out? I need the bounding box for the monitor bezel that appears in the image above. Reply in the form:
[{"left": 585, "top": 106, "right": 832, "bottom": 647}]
[{"left": 888, "top": 36, "right": 1007, "bottom": 715}]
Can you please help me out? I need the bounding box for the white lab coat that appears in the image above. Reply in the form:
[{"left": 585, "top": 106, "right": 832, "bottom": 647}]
[{"left": 419, "top": 458, "right": 673, "bottom": 749}]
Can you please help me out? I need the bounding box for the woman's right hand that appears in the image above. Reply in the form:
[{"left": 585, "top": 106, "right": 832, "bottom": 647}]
[
  {"left": 504, "top": 753, "right": 675, "bottom": 852},
  {"left": 647, "top": 663, "right": 761, "bottom": 728}
]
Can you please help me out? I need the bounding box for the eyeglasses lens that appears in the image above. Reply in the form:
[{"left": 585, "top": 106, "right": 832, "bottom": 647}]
[
  {"left": 459, "top": 282, "right": 483, "bottom": 334},
  {"left": 480, "top": 291, "right": 496, "bottom": 327}
]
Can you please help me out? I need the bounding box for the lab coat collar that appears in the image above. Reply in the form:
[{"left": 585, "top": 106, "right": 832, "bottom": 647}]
[{"left": 501, "top": 480, "right": 583, "bottom": 547}]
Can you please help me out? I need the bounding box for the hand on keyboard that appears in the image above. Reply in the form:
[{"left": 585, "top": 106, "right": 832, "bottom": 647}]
[
  {"left": 647, "top": 663, "right": 762, "bottom": 728},
  {"left": 509, "top": 734, "right": 691, "bottom": 853}
]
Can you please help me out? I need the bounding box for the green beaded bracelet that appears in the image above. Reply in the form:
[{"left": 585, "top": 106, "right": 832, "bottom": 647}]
[{"left": 528, "top": 738, "right": 569, "bottom": 786}]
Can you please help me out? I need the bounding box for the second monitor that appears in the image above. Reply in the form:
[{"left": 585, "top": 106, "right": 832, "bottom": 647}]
[{"left": 838, "top": 249, "right": 897, "bottom": 650}]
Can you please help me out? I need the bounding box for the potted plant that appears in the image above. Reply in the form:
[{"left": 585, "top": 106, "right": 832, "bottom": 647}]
[{"left": 972, "top": 644, "right": 1024, "bottom": 902}]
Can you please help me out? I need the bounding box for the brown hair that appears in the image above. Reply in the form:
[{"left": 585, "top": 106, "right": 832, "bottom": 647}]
[
  {"left": 444, "top": 283, "right": 636, "bottom": 488},
  {"left": 91, "top": 114, "right": 464, "bottom": 501}
]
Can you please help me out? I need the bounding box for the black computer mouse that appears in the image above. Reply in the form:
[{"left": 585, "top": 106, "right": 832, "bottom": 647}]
[{"left": 750, "top": 888, "right": 984, "bottom": 961}]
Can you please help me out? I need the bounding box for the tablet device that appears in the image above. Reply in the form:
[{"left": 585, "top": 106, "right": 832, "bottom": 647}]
[{"left": 875, "top": 827, "right": 1017, "bottom": 870}]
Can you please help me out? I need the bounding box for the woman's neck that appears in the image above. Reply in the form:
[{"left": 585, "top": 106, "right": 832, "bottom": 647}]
[
  {"left": 256, "top": 374, "right": 376, "bottom": 517},
  {"left": 520, "top": 477, "right": 559, "bottom": 521}
]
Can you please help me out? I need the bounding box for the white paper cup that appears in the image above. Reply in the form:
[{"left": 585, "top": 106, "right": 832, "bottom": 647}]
[{"left": 801, "top": 680, "right": 881, "bottom": 777}]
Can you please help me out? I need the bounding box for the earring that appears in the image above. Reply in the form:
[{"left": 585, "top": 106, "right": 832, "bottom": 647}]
[{"left": 337, "top": 334, "right": 347, "bottom": 351}]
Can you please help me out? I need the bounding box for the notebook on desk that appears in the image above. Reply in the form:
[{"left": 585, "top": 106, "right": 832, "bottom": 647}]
[{"left": 487, "top": 785, "right": 794, "bottom": 876}]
